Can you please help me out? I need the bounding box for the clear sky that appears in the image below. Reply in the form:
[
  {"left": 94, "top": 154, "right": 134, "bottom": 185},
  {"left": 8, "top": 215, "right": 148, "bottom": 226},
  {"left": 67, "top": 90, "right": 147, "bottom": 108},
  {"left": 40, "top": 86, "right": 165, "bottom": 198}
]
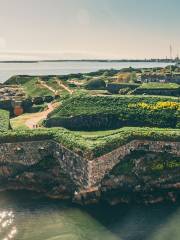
[{"left": 0, "top": 0, "right": 180, "bottom": 60}]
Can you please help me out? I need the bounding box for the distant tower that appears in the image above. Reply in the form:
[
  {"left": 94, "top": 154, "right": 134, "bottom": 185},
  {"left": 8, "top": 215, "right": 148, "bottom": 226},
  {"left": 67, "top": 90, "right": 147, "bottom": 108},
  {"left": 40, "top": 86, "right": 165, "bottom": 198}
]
[
  {"left": 169, "top": 44, "right": 173, "bottom": 60},
  {"left": 176, "top": 52, "right": 179, "bottom": 60}
]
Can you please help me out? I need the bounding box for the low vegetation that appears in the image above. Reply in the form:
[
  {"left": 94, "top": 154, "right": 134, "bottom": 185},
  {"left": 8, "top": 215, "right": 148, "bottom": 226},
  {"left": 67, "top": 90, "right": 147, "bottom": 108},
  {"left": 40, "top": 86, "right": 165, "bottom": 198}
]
[
  {"left": 1, "top": 66, "right": 180, "bottom": 160},
  {"left": 139, "top": 82, "right": 179, "bottom": 89},
  {"left": 45, "top": 95, "right": 180, "bottom": 130},
  {"left": 0, "top": 127, "right": 179, "bottom": 159},
  {"left": 85, "top": 79, "right": 106, "bottom": 90},
  {"left": 0, "top": 110, "right": 10, "bottom": 131},
  {"left": 133, "top": 82, "right": 180, "bottom": 96}
]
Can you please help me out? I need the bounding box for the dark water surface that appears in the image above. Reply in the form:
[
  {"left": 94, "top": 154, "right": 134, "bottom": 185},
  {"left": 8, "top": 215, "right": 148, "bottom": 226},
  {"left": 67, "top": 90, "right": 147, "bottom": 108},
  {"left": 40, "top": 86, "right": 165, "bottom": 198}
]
[{"left": 0, "top": 191, "right": 180, "bottom": 240}]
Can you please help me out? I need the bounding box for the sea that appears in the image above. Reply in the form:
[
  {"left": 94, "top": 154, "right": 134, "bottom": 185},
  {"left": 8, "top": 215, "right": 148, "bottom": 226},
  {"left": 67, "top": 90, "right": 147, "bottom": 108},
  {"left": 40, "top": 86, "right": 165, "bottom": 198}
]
[
  {"left": 0, "top": 191, "right": 180, "bottom": 240},
  {"left": 0, "top": 61, "right": 173, "bottom": 83}
]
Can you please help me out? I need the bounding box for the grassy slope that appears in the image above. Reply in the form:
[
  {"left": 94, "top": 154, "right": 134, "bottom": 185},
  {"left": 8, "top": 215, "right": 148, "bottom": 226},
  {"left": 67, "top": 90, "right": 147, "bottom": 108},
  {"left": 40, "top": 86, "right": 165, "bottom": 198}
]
[
  {"left": 22, "top": 78, "right": 53, "bottom": 97},
  {"left": 0, "top": 127, "right": 179, "bottom": 159},
  {"left": 139, "top": 82, "right": 180, "bottom": 89},
  {"left": 49, "top": 95, "right": 179, "bottom": 118},
  {"left": 10, "top": 114, "right": 32, "bottom": 130},
  {"left": 5, "top": 75, "right": 73, "bottom": 98},
  {"left": 5, "top": 76, "right": 54, "bottom": 97}
]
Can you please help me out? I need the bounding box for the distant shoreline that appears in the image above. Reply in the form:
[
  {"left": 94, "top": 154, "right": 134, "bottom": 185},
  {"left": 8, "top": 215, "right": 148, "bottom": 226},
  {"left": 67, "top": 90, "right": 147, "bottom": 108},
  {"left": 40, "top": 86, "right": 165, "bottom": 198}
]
[{"left": 0, "top": 59, "right": 175, "bottom": 64}]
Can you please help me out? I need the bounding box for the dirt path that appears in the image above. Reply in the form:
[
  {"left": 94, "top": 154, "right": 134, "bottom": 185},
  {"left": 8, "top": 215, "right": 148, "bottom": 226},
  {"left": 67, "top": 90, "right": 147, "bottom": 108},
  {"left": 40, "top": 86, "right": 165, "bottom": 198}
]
[
  {"left": 39, "top": 80, "right": 57, "bottom": 94},
  {"left": 56, "top": 80, "right": 74, "bottom": 94},
  {"left": 25, "top": 102, "right": 58, "bottom": 129}
]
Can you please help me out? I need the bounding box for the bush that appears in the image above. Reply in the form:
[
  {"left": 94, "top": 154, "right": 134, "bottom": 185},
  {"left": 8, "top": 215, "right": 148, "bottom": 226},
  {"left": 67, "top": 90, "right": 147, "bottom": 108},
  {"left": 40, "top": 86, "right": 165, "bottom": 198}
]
[
  {"left": 22, "top": 98, "right": 33, "bottom": 112},
  {"left": 45, "top": 95, "right": 180, "bottom": 130},
  {"left": 119, "top": 88, "right": 131, "bottom": 95},
  {"left": 44, "top": 96, "right": 54, "bottom": 103},
  {"left": 85, "top": 79, "right": 106, "bottom": 90},
  {"left": 33, "top": 97, "right": 44, "bottom": 105},
  {"left": 107, "top": 83, "right": 140, "bottom": 94}
]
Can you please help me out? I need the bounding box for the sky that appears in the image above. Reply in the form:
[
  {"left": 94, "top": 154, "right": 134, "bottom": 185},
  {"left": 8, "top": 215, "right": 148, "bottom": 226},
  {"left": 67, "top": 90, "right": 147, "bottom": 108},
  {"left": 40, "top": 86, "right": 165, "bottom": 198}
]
[{"left": 0, "top": 0, "right": 180, "bottom": 60}]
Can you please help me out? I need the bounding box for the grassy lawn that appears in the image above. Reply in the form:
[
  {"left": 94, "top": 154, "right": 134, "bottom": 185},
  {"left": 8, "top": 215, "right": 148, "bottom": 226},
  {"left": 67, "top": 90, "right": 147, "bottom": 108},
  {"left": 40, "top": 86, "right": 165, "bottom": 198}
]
[
  {"left": 10, "top": 114, "right": 31, "bottom": 130},
  {"left": 75, "top": 128, "right": 124, "bottom": 138},
  {"left": 140, "top": 82, "right": 180, "bottom": 89}
]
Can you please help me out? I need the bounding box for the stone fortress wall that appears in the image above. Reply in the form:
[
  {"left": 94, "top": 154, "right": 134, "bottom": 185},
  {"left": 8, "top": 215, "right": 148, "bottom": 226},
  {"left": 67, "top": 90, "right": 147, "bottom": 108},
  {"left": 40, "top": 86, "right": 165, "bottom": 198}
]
[{"left": 0, "top": 139, "right": 180, "bottom": 191}]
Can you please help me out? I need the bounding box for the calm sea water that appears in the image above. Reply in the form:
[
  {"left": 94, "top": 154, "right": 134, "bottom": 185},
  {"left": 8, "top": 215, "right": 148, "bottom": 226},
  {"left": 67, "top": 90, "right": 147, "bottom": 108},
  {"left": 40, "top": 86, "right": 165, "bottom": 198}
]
[
  {"left": 0, "top": 191, "right": 180, "bottom": 240},
  {"left": 0, "top": 61, "right": 172, "bottom": 83}
]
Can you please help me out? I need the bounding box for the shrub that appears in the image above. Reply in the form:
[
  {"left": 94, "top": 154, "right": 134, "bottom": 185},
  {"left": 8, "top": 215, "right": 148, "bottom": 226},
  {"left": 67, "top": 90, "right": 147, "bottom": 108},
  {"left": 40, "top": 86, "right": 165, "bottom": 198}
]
[
  {"left": 107, "top": 83, "right": 140, "bottom": 94},
  {"left": 85, "top": 79, "right": 106, "bottom": 90},
  {"left": 45, "top": 95, "right": 180, "bottom": 130},
  {"left": 33, "top": 97, "right": 44, "bottom": 105},
  {"left": 44, "top": 95, "right": 54, "bottom": 103},
  {"left": 22, "top": 98, "right": 33, "bottom": 112},
  {"left": 119, "top": 88, "right": 131, "bottom": 95}
]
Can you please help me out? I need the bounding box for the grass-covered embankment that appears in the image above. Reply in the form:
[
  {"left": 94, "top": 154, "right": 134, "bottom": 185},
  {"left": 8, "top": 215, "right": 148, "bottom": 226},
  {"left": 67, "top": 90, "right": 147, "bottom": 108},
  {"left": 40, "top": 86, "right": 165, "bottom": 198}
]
[
  {"left": 0, "top": 110, "right": 10, "bottom": 131},
  {"left": 0, "top": 127, "right": 179, "bottom": 159},
  {"left": 133, "top": 83, "right": 180, "bottom": 96},
  {"left": 45, "top": 95, "right": 180, "bottom": 130},
  {"left": 5, "top": 76, "right": 54, "bottom": 97}
]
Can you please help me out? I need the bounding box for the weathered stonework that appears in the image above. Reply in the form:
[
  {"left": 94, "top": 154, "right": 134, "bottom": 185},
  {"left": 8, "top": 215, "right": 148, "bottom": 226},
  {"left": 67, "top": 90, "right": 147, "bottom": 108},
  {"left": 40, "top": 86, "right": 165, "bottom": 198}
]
[
  {"left": 53, "top": 142, "right": 89, "bottom": 189},
  {"left": 0, "top": 141, "right": 51, "bottom": 166},
  {"left": 0, "top": 139, "right": 179, "bottom": 192},
  {"left": 88, "top": 141, "right": 180, "bottom": 187}
]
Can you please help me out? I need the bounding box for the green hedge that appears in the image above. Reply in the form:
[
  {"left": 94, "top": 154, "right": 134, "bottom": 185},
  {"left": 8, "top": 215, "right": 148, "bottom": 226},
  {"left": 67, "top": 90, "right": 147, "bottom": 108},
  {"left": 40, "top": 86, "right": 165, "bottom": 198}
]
[
  {"left": 0, "top": 110, "right": 10, "bottom": 131},
  {"left": 85, "top": 79, "right": 106, "bottom": 90},
  {"left": 45, "top": 95, "right": 180, "bottom": 130}
]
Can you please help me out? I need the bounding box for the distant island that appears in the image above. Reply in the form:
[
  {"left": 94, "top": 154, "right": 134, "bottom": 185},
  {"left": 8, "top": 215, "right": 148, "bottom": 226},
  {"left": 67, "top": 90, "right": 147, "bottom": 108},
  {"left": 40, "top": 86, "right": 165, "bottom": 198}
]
[{"left": 0, "top": 58, "right": 177, "bottom": 63}]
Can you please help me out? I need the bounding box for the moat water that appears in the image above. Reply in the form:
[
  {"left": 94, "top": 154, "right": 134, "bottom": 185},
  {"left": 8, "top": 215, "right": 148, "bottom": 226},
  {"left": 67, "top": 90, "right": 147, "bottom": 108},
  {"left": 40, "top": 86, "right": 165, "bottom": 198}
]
[
  {"left": 0, "top": 61, "right": 173, "bottom": 83},
  {"left": 0, "top": 191, "right": 180, "bottom": 240}
]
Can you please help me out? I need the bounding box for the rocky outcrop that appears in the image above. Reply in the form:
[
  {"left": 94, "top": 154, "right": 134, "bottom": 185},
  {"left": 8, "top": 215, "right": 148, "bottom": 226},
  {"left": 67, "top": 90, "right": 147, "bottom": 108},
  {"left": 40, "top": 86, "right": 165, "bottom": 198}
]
[
  {"left": 0, "top": 139, "right": 180, "bottom": 205},
  {"left": 75, "top": 150, "right": 180, "bottom": 205},
  {"left": 100, "top": 150, "right": 180, "bottom": 205}
]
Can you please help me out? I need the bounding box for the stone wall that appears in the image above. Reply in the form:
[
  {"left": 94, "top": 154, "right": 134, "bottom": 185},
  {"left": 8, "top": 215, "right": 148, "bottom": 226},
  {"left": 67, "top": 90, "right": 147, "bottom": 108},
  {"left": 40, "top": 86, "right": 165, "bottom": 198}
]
[
  {"left": 0, "top": 140, "right": 89, "bottom": 189},
  {"left": 0, "top": 140, "right": 52, "bottom": 166},
  {"left": 88, "top": 140, "right": 180, "bottom": 187},
  {"left": 53, "top": 142, "right": 89, "bottom": 189},
  {"left": 0, "top": 139, "right": 180, "bottom": 191}
]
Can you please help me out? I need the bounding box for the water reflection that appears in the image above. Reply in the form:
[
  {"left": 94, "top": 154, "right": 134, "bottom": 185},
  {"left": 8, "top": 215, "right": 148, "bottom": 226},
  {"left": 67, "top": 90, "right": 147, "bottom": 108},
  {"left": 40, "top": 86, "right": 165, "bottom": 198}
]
[
  {"left": 0, "top": 210, "right": 17, "bottom": 240},
  {"left": 0, "top": 191, "right": 179, "bottom": 240}
]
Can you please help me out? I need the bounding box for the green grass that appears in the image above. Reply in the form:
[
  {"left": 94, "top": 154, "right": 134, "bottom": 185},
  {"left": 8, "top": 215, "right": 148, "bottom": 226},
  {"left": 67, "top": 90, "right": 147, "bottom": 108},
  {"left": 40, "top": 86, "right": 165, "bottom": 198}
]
[
  {"left": 10, "top": 113, "right": 32, "bottom": 130},
  {"left": 5, "top": 75, "right": 54, "bottom": 97},
  {"left": 50, "top": 95, "right": 179, "bottom": 118},
  {"left": 22, "top": 78, "right": 53, "bottom": 97},
  {"left": 139, "top": 83, "right": 180, "bottom": 89},
  {"left": 0, "top": 127, "right": 179, "bottom": 159},
  {"left": 0, "top": 110, "right": 10, "bottom": 131},
  {"left": 5, "top": 75, "right": 72, "bottom": 98},
  {"left": 45, "top": 95, "right": 180, "bottom": 130}
]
